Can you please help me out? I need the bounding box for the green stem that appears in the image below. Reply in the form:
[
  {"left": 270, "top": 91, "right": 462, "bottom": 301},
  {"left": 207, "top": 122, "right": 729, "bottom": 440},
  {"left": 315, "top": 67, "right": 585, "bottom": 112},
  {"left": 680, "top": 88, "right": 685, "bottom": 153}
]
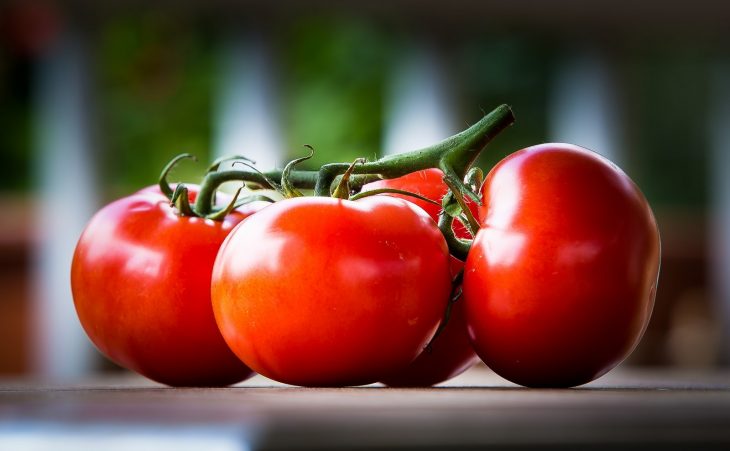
[
  {"left": 159, "top": 153, "right": 196, "bottom": 200},
  {"left": 331, "top": 158, "right": 365, "bottom": 199},
  {"left": 194, "top": 169, "right": 316, "bottom": 215},
  {"left": 205, "top": 185, "right": 244, "bottom": 221},
  {"left": 193, "top": 104, "right": 514, "bottom": 216},
  {"left": 281, "top": 146, "right": 315, "bottom": 198},
  {"left": 207, "top": 154, "right": 256, "bottom": 173},
  {"left": 425, "top": 269, "right": 464, "bottom": 353},
  {"left": 313, "top": 104, "right": 514, "bottom": 196},
  {"left": 349, "top": 188, "right": 442, "bottom": 207},
  {"left": 438, "top": 212, "right": 471, "bottom": 260},
  {"left": 442, "top": 177, "right": 480, "bottom": 237},
  {"left": 171, "top": 184, "right": 196, "bottom": 217}
]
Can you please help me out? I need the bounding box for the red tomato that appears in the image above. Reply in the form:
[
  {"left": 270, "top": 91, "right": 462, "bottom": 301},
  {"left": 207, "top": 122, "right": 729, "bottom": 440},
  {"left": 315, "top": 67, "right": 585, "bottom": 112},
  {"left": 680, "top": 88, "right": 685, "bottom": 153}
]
[
  {"left": 362, "top": 169, "right": 480, "bottom": 386},
  {"left": 211, "top": 196, "right": 452, "bottom": 387},
  {"left": 463, "top": 144, "right": 660, "bottom": 388},
  {"left": 362, "top": 168, "right": 477, "bottom": 239},
  {"left": 71, "top": 188, "right": 266, "bottom": 386},
  {"left": 378, "top": 296, "right": 479, "bottom": 387}
]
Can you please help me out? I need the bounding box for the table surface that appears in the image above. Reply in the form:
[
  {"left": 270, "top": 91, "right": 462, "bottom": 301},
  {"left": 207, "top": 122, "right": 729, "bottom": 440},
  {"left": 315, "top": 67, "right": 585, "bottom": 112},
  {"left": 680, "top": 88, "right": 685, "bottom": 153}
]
[{"left": 1, "top": 366, "right": 729, "bottom": 450}]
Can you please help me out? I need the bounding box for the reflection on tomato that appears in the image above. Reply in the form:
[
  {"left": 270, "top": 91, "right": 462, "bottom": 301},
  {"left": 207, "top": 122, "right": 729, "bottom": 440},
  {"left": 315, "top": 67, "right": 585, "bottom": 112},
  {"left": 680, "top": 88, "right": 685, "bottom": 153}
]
[{"left": 463, "top": 144, "right": 660, "bottom": 388}]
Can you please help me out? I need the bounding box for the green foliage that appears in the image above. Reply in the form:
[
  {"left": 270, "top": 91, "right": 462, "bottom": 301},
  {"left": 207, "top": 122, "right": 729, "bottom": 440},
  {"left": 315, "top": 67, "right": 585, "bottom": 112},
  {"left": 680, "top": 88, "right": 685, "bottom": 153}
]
[
  {"left": 279, "top": 17, "right": 393, "bottom": 168},
  {"left": 460, "top": 36, "right": 553, "bottom": 173},
  {"left": 625, "top": 45, "right": 711, "bottom": 207},
  {"left": 98, "top": 13, "right": 215, "bottom": 198},
  {"left": 0, "top": 56, "right": 32, "bottom": 191}
]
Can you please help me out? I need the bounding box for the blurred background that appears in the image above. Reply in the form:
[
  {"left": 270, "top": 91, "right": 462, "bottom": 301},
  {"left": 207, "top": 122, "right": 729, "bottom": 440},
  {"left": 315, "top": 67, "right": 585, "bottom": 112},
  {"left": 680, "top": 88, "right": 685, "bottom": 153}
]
[{"left": 0, "top": 0, "right": 728, "bottom": 379}]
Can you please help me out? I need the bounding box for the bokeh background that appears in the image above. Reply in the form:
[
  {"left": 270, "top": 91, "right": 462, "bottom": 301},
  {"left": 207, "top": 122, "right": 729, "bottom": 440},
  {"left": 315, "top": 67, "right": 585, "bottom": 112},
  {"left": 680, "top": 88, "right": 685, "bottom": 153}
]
[{"left": 1, "top": 0, "right": 728, "bottom": 379}]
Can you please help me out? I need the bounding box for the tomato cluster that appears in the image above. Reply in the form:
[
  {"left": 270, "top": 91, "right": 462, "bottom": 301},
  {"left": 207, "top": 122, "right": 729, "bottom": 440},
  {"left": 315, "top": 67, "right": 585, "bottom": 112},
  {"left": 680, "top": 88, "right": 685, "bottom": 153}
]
[{"left": 71, "top": 111, "right": 659, "bottom": 389}]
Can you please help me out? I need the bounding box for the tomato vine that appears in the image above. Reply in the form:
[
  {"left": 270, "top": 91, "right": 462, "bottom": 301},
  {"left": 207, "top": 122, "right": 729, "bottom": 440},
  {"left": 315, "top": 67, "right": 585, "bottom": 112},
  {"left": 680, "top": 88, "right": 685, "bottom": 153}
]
[{"left": 157, "top": 103, "right": 514, "bottom": 258}]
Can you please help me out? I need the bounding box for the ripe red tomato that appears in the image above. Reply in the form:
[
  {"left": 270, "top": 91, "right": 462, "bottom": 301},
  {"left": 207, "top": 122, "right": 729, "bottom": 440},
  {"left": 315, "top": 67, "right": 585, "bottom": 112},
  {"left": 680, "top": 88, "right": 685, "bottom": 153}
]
[
  {"left": 362, "top": 168, "right": 476, "bottom": 239},
  {"left": 379, "top": 295, "right": 479, "bottom": 387},
  {"left": 211, "top": 196, "right": 452, "bottom": 387},
  {"left": 463, "top": 144, "right": 660, "bottom": 388},
  {"left": 362, "top": 169, "right": 480, "bottom": 386},
  {"left": 71, "top": 187, "right": 265, "bottom": 386}
]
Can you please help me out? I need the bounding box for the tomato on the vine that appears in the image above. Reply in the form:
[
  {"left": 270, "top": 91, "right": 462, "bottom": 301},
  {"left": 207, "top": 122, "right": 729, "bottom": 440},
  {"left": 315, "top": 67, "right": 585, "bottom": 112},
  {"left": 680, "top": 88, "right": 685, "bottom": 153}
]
[
  {"left": 463, "top": 144, "right": 660, "bottom": 388},
  {"left": 211, "top": 195, "right": 452, "bottom": 387},
  {"left": 362, "top": 169, "right": 481, "bottom": 387},
  {"left": 71, "top": 187, "right": 265, "bottom": 386}
]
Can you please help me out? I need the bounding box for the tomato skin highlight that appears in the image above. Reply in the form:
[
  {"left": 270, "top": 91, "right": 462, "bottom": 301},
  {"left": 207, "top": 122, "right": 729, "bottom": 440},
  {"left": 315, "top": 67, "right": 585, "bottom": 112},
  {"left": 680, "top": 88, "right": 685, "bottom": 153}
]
[
  {"left": 363, "top": 169, "right": 480, "bottom": 387},
  {"left": 71, "top": 188, "right": 263, "bottom": 387},
  {"left": 211, "top": 195, "right": 452, "bottom": 387},
  {"left": 463, "top": 144, "right": 660, "bottom": 388}
]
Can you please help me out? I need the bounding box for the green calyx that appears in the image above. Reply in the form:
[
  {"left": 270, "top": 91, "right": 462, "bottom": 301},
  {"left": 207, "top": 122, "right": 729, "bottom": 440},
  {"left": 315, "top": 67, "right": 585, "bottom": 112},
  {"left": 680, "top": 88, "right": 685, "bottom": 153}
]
[
  {"left": 170, "top": 184, "right": 196, "bottom": 217},
  {"left": 159, "top": 153, "right": 275, "bottom": 220},
  {"left": 281, "top": 146, "right": 315, "bottom": 198},
  {"left": 331, "top": 158, "right": 366, "bottom": 199},
  {"left": 159, "top": 153, "right": 197, "bottom": 200}
]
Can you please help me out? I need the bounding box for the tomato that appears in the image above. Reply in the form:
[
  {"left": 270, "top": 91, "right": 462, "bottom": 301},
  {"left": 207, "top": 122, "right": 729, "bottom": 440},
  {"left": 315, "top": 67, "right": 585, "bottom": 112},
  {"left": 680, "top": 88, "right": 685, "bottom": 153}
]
[
  {"left": 463, "top": 144, "right": 660, "bottom": 388},
  {"left": 211, "top": 195, "right": 452, "bottom": 387},
  {"left": 71, "top": 187, "right": 266, "bottom": 386},
  {"left": 362, "top": 168, "right": 476, "bottom": 239},
  {"left": 362, "top": 169, "right": 480, "bottom": 387},
  {"left": 378, "top": 296, "right": 479, "bottom": 387}
]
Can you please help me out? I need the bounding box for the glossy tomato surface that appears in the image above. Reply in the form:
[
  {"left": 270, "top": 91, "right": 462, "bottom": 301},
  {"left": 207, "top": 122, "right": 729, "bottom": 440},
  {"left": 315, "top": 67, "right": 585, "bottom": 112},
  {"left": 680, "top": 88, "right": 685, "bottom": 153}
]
[
  {"left": 71, "top": 188, "right": 265, "bottom": 386},
  {"left": 463, "top": 144, "right": 660, "bottom": 388},
  {"left": 212, "top": 195, "right": 452, "bottom": 387},
  {"left": 363, "top": 169, "right": 480, "bottom": 387}
]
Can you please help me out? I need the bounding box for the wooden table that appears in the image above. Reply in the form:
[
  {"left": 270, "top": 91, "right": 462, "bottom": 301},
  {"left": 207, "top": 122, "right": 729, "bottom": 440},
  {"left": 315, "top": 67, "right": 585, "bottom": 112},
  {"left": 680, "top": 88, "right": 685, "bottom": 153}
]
[{"left": 1, "top": 366, "right": 728, "bottom": 450}]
